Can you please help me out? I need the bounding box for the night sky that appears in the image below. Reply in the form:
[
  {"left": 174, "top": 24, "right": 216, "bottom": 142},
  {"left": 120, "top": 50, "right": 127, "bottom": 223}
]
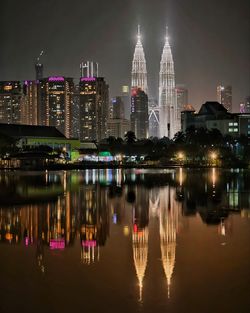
[{"left": 0, "top": 0, "right": 249, "bottom": 111}]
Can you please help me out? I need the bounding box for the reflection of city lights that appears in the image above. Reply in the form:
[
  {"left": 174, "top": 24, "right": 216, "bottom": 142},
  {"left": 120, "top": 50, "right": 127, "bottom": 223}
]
[
  {"left": 212, "top": 168, "right": 216, "bottom": 188},
  {"left": 123, "top": 226, "right": 130, "bottom": 236},
  {"left": 179, "top": 167, "right": 183, "bottom": 186},
  {"left": 49, "top": 239, "right": 65, "bottom": 250}
]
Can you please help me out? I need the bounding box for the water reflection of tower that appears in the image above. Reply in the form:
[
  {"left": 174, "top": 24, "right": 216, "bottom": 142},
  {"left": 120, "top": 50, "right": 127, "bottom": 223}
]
[
  {"left": 47, "top": 192, "right": 75, "bottom": 249},
  {"left": 80, "top": 184, "right": 109, "bottom": 264},
  {"left": 149, "top": 189, "right": 160, "bottom": 218},
  {"left": 132, "top": 187, "right": 149, "bottom": 302},
  {"left": 159, "top": 186, "right": 179, "bottom": 298}
]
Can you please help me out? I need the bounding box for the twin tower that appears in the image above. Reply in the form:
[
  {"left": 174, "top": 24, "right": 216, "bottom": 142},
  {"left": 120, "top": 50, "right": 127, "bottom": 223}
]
[{"left": 131, "top": 25, "right": 180, "bottom": 139}]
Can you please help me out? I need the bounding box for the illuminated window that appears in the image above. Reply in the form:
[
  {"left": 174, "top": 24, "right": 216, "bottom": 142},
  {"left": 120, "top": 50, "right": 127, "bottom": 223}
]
[
  {"left": 234, "top": 128, "right": 238, "bottom": 132},
  {"left": 229, "top": 122, "right": 233, "bottom": 126},
  {"left": 228, "top": 128, "right": 233, "bottom": 132}
]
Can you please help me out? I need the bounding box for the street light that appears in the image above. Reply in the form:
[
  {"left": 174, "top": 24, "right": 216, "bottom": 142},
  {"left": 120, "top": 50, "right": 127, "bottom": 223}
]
[
  {"left": 177, "top": 152, "right": 185, "bottom": 166},
  {"left": 209, "top": 151, "right": 217, "bottom": 166}
]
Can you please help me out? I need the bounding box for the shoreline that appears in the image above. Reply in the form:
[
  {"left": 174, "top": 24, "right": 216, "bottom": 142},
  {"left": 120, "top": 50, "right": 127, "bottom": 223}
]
[{"left": 0, "top": 163, "right": 249, "bottom": 171}]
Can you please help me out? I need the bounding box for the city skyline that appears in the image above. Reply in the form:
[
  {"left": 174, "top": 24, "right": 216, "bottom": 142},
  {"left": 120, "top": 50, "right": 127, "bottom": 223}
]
[{"left": 0, "top": 0, "right": 249, "bottom": 111}]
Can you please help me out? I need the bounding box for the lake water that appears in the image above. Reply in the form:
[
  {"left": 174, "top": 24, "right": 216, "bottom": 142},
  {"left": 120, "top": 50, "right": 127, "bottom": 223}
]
[{"left": 0, "top": 168, "right": 250, "bottom": 313}]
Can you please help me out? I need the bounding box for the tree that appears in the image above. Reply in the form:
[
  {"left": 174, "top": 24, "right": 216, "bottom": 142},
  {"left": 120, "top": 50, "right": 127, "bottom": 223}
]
[
  {"left": 125, "top": 131, "right": 136, "bottom": 144},
  {"left": 173, "top": 131, "right": 186, "bottom": 144},
  {"left": 0, "top": 133, "right": 17, "bottom": 157}
]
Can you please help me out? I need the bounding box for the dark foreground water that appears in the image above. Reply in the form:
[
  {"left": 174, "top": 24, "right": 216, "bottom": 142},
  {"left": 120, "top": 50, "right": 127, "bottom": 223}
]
[{"left": 0, "top": 168, "right": 250, "bottom": 313}]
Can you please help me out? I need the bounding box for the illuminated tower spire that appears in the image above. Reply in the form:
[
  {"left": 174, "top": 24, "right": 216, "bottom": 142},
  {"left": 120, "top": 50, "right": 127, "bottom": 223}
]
[
  {"left": 159, "top": 26, "right": 179, "bottom": 138},
  {"left": 131, "top": 25, "right": 148, "bottom": 93}
]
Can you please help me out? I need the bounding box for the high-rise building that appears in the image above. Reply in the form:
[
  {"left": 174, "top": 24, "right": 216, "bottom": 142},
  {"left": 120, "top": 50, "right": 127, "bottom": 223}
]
[
  {"left": 217, "top": 85, "right": 232, "bottom": 112},
  {"left": 72, "top": 84, "right": 80, "bottom": 138},
  {"left": 110, "top": 97, "right": 125, "bottom": 119},
  {"left": 239, "top": 102, "right": 246, "bottom": 113},
  {"left": 22, "top": 80, "right": 38, "bottom": 125},
  {"left": 121, "top": 85, "right": 130, "bottom": 119},
  {"left": 80, "top": 61, "right": 99, "bottom": 78},
  {"left": 176, "top": 86, "right": 188, "bottom": 133},
  {"left": 131, "top": 25, "right": 148, "bottom": 94},
  {"left": 131, "top": 88, "right": 149, "bottom": 139},
  {"left": 35, "top": 63, "right": 44, "bottom": 80},
  {"left": 35, "top": 51, "right": 44, "bottom": 80},
  {"left": 148, "top": 98, "right": 159, "bottom": 137},
  {"left": 176, "top": 85, "right": 188, "bottom": 111},
  {"left": 159, "top": 27, "right": 178, "bottom": 138},
  {"left": 0, "top": 81, "right": 22, "bottom": 124},
  {"left": 107, "top": 119, "right": 130, "bottom": 139},
  {"left": 37, "top": 76, "right": 74, "bottom": 138},
  {"left": 245, "top": 96, "right": 250, "bottom": 113},
  {"left": 131, "top": 26, "right": 148, "bottom": 139},
  {"left": 79, "top": 77, "right": 109, "bottom": 141},
  {"left": 108, "top": 96, "right": 130, "bottom": 138}
]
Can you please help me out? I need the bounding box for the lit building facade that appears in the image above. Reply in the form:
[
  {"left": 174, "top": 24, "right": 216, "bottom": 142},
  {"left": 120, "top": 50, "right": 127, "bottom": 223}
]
[
  {"left": 131, "top": 88, "right": 149, "bottom": 139},
  {"left": 110, "top": 96, "right": 125, "bottom": 119},
  {"left": 22, "top": 80, "right": 38, "bottom": 125},
  {"left": 176, "top": 85, "right": 188, "bottom": 113},
  {"left": 217, "top": 85, "right": 232, "bottom": 112},
  {"left": 131, "top": 25, "right": 148, "bottom": 93},
  {"left": 37, "top": 76, "right": 74, "bottom": 138},
  {"left": 148, "top": 98, "right": 159, "bottom": 137},
  {"left": 159, "top": 28, "right": 178, "bottom": 138},
  {"left": 72, "top": 84, "right": 80, "bottom": 138},
  {"left": 107, "top": 118, "right": 130, "bottom": 139},
  {"left": 80, "top": 61, "right": 99, "bottom": 78},
  {"left": 121, "top": 85, "right": 130, "bottom": 119},
  {"left": 0, "top": 81, "right": 22, "bottom": 124},
  {"left": 245, "top": 96, "right": 250, "bottom": 113},
  {"left": 79, "top": 77, "right": 109, "bottom": 141}
]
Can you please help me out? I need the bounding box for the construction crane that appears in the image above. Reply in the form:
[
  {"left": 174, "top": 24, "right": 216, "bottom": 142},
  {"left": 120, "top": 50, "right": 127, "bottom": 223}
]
[
  {"left": 35, "top": 50, "right": 44, "bottom": 80},
  {"left": 36, "top": 50, "right": 44, "bottom": 64}
]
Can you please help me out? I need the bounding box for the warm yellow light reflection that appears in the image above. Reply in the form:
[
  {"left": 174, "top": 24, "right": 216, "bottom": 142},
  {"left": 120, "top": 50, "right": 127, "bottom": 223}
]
[{"left": 123, "top": 226, "right": 130, "bottom": 236}]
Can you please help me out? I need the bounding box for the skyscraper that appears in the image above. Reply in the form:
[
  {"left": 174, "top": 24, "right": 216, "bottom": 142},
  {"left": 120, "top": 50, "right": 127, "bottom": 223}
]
[
  {"left": 176, "top": 85, "right": 188, "bottom": 111},
  {"left": 110, "top": 97, "right": 125, "bottom": 119},
  {"left": 121, "top": 85, "right": 130, "bottom": 119},
  {"left": 37, "top": 76, "right": 74, "bottom": 138},
  {"left": 108, "top": 96, "right": 130, "bottom": 139},
  {"left": 131, "top": 88, "right": 149, "bottom": 139},
  {"left": 131, "top": 26, "right": 148, "bottom": 139},
  {"left": 159, "top": 27, "right": 178, "bottom": 139},
  {"left": 80, "top": 61, "right": 99, "bottom": 78},
  {"left": 217, "top": 85, "right": 232, "bottom": 112},
  {"left": 79, "top": 77, "right": 109, "bottom": 141},
  {"left": 131, "top": 25, "right": 148, "bottom": 93},
  {"left": 22, "top": 80, "right": 38, "bottom": 125},
  {"left": 35, "top": 51, "right": 44, "bottom": 80},
  {"left": 148, "top": 98, "right": 159, "bottom": 137},
  {"left": 0, "top": 81, "right": 22, "bottom": 124},
  {"left": 245, "top": 96, "right": 250, "bottom": 113}
]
